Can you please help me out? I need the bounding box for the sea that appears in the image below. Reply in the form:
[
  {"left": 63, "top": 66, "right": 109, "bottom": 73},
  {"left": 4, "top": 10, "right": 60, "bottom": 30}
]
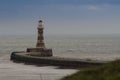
[{"left": 0, "top": 35, "right": 120, "bottom": 80}]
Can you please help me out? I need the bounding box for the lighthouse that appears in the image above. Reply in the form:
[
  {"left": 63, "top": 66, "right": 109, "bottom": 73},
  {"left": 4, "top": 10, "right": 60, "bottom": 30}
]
[
  {"left": 36, "top": 20, "right": 45, "bottom": 48},
  {"left": 26, "top": 20, "right": 53, "bottom": 57}
]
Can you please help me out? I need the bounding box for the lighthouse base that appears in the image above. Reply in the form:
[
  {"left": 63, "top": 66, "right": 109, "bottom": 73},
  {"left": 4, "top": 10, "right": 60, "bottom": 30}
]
[{"left": 26, "top": 48, "right": 53, "bottom": 57}]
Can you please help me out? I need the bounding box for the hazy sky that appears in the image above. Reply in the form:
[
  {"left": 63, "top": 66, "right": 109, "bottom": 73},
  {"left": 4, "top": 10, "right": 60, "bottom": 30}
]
[{"left": 0, "top": 0, "right": 120, "bottom": 35}]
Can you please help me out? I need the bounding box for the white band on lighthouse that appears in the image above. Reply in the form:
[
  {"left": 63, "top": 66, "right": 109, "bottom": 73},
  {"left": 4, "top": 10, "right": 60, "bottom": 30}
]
[{"left": 38, "top": 20, "right": 44, "bottom": 28}]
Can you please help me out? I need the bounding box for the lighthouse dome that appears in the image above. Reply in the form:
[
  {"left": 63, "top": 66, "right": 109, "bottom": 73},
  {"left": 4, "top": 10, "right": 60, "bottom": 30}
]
[{"left": 39, "top": 20, "right": 43, "bottom": 23}]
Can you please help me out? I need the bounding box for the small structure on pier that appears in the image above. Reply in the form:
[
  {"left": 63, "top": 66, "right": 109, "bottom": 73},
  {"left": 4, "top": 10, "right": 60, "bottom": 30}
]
[{"left": 26, "top": 20, "right": 53, "bottom": 57}]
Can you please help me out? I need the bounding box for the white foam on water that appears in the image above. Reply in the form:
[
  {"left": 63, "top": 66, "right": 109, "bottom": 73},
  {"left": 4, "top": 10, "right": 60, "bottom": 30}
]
[{"left": 0, "top": 54, "right": 77, "bottom": 80}]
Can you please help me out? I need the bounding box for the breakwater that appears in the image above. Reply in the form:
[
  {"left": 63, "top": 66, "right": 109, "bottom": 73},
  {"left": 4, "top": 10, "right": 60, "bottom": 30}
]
[{"left": 11, "top": 52, "right": 107, "bottom": 68}]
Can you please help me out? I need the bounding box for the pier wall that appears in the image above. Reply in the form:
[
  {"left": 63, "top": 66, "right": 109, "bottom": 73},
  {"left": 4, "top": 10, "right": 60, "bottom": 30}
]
[
  {"left": 26, "top": 48, "right": 52, "bottom": 56},
  {"left": 10, "top": 52, "right": 106, "bottom": 68}
]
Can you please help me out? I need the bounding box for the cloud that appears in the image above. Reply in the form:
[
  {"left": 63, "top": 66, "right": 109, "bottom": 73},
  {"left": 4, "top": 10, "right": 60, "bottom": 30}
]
[
  {"left": 87, "top": 6, "right": 99, "bottom": 10},
  {"left": 87, "top": 4, "right": 112, "bottom": 11}
]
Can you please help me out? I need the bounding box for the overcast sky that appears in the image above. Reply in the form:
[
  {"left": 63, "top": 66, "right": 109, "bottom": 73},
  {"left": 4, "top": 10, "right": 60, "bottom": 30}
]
[{"left": 0, "top": 0, "right": 120, "bottom": 36}]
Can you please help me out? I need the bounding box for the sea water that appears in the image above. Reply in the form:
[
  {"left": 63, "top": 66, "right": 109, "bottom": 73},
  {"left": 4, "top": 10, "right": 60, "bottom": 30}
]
[{"left": 0, "top": 35, "right": 120, "bottom": 80}]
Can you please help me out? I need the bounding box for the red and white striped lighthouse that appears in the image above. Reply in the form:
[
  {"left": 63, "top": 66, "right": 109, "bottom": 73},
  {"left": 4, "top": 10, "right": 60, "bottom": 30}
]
[
  {"left": 26, "top": 19, "right": 52, "bottom": 57},
  {"left": 36, "top": 20, "right": 45, "bottom": 48}
]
